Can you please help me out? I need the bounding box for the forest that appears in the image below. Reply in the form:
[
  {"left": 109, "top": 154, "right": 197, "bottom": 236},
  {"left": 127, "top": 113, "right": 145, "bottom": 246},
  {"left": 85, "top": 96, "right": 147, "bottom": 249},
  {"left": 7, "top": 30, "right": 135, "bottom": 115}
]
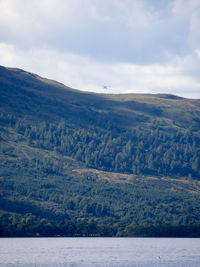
[{"left": 13, "top": 118, "right": 200, "bottom": 178}]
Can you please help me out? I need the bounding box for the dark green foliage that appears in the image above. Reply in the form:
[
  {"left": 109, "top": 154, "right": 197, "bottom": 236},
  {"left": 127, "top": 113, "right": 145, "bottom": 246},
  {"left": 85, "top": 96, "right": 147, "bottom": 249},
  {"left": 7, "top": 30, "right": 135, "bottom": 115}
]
[
  {"left": 9, "top": 117, "right": 200, "bottom": 178},
  {"left": 0, "top": 65, "right": 200, "bottom": 237}
]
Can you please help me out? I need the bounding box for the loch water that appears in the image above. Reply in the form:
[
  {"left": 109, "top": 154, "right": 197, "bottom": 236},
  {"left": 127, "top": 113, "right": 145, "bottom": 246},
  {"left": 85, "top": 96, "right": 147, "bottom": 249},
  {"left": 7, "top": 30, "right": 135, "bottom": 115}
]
[{"left": 0, "top": 237, "right": 200, "bottom": 266}]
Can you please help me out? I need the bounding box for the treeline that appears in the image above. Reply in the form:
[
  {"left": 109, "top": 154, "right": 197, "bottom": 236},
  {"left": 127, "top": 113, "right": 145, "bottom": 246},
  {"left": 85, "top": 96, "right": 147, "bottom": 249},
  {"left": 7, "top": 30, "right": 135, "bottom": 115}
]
[
  {"left": 12, "top": 117, "right": 200, "bottom": 179},
  {"left": 0, "top": 215, "right": 116, "bottom": 237},
  {"left": 1, "top": 214, "right": 200, "bottom": 237}
]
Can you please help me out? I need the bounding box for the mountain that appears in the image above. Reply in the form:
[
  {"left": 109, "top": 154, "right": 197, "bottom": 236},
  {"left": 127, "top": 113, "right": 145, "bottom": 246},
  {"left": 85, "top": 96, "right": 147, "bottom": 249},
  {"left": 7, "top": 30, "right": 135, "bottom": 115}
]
[{"left": 0, "top": 65, "right": 200, "bottom": 237}]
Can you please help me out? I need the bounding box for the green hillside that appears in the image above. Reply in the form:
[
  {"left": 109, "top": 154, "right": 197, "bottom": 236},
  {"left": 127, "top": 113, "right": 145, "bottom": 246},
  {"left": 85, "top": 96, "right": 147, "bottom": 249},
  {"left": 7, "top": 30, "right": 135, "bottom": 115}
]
[{"left": 0, "top": 65, "right": 200, "bottom": 237}]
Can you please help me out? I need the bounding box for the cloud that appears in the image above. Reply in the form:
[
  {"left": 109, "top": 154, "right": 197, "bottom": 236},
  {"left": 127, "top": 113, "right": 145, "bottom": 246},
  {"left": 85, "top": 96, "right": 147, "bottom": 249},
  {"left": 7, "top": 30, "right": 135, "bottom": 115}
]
[
  {"left": 0, "top": 0, "right": 198, "bottom": 62},
  {"left": 0, "top": 0, "right": 199, "bottom": 98}
]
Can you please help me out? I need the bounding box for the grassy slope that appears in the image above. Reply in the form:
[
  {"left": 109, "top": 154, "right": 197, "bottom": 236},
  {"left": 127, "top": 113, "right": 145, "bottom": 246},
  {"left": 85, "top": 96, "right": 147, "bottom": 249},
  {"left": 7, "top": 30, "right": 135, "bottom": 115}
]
[{"left": 1, "top": 65, "right": 200, "bottom": 129}]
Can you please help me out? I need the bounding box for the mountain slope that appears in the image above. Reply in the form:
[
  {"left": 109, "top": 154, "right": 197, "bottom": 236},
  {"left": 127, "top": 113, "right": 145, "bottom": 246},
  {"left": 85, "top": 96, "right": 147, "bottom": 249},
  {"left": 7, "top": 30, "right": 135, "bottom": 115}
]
[
  {"left": 0, "top": 65, "right": 200, "bottom": 237},
  {"left": 1, "top": 65, "right": 200, "bottom": 129}
]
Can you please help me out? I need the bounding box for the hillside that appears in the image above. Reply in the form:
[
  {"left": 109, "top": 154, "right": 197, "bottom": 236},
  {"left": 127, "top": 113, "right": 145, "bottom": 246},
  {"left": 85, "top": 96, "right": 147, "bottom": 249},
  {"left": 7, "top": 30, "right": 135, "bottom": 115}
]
[{"left": 0, "top": 65, "right": 200, "bottom": 237}]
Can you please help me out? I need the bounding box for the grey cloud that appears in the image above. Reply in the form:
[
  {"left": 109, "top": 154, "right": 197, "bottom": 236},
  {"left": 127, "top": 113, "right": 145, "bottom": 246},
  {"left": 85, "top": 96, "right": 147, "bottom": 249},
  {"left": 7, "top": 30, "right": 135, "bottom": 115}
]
[{"left": 0, "top": 0, "right": 198, "bottom": 64}]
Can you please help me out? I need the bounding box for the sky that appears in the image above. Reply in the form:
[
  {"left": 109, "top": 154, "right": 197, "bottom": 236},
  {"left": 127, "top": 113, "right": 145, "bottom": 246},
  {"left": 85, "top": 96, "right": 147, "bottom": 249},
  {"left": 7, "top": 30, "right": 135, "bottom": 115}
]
[{"left": 0, "top": 0, "right": 200, "bottom": 98}]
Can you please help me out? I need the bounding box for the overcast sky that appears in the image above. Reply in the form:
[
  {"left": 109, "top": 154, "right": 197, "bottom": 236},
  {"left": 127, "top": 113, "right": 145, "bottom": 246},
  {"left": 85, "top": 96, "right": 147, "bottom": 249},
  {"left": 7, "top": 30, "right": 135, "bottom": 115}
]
[{"left": 0, "top": 0, "right": 200, "bottom": 98}]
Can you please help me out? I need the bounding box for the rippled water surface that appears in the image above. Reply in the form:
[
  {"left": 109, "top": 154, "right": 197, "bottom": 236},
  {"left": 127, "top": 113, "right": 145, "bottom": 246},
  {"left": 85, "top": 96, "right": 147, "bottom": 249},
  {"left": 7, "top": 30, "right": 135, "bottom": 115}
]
[{"left": 0, "top": 237, "right": 200, "bottom": 266}]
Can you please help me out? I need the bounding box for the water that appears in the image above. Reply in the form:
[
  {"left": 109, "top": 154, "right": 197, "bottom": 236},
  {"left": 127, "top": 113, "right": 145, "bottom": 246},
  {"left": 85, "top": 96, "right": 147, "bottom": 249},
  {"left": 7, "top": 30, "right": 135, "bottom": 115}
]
[{"left": 0, "top": 238, "right": 199, "bottom": 266}]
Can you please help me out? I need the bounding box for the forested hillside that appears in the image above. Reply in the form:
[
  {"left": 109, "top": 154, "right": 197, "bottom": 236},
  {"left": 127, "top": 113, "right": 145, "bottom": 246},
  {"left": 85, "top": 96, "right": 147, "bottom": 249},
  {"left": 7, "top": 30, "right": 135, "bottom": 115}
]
[{"left": 0, "top": 65, "right": 200, "bottom": 237}]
